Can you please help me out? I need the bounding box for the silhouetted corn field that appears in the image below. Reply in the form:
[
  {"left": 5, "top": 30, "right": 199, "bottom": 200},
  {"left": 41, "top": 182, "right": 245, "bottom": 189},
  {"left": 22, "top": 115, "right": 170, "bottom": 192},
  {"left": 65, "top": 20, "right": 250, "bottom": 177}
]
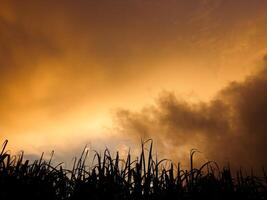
[{"left": 0, "top": 139, "right": 267, "bottom": 200}]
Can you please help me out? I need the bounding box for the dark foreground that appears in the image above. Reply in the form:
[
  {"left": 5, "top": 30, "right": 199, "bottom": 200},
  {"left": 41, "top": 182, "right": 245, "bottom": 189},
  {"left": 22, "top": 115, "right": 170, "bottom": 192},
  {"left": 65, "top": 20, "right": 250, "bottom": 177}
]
[{"left": 0, "top": 140, "right": 266, "bottom": 200}]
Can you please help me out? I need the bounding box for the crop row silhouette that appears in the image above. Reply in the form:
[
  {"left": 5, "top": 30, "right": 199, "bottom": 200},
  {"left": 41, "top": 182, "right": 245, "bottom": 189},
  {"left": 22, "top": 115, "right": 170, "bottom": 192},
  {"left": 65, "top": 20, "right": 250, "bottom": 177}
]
[{"left": 0, "top": 139, "right": 266, "bottom": 200}]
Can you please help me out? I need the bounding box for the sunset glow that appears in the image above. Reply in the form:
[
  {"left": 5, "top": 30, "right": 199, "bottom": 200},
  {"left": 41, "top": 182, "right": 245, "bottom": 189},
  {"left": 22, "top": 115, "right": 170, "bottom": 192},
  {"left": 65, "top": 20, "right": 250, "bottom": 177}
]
[{"left": 1, "top": 0, "right": 267, "bottom": 168}]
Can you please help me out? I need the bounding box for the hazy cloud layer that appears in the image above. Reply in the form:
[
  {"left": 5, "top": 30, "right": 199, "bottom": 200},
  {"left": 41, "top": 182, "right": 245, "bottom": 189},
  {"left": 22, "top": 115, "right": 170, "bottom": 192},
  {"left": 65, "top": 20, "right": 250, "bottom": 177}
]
[
  {"left": 1, "top": 0, "right": 267, "bottom": 164},
  {"left": 116, "top": 57, "right": 267, "bottom": 169}
]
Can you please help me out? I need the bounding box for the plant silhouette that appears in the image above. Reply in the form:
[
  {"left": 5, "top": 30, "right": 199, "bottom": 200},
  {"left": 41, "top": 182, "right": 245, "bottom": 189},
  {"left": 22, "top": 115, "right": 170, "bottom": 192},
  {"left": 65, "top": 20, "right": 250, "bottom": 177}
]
[{"left": 0, "top": 139, "right": 266, "bottom": 200}]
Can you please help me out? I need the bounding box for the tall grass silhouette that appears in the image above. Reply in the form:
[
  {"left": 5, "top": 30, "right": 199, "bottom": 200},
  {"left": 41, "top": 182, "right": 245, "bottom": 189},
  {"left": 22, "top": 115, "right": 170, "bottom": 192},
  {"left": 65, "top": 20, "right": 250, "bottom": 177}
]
[{"left": 0, "top": 139, "right": 266, "bottom": 200}]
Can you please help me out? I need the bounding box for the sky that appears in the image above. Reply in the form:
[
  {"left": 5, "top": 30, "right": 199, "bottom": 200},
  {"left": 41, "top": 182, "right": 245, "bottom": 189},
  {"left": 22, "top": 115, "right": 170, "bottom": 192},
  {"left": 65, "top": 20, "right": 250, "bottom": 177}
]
[{"left": 1, "top": 0, "right": 267, "bottom": 169}]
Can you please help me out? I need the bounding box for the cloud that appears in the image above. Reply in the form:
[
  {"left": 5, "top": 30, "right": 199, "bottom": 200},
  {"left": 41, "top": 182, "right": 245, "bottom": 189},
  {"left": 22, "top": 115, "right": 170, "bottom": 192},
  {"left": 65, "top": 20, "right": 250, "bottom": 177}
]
[
  {"left": 1, "top": 0, "right": 267, "bottom": 166},
  {"left": 116, "top": 56, "right": 267, "bottom": 170}
]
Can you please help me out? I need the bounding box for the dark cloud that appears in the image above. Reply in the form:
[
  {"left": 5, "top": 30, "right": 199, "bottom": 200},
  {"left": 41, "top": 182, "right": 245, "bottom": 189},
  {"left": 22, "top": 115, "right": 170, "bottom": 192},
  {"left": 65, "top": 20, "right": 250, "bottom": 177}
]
[{"left": 116, "top": 56, "right": 267, "bottom": 170}]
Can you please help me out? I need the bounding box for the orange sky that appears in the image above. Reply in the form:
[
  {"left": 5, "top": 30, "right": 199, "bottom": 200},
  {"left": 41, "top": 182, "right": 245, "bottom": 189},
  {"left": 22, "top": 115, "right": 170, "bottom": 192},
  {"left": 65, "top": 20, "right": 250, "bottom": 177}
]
[{"left": 1, "top": 0, "right": 267, "bottom": 166}]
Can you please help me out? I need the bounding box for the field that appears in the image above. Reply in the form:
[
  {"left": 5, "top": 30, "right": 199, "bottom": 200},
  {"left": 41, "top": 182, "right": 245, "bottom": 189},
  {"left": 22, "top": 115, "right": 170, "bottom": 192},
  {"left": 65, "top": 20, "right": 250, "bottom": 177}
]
[{"left": 0, "top": 139, "right": 266, "bottom": 200}]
